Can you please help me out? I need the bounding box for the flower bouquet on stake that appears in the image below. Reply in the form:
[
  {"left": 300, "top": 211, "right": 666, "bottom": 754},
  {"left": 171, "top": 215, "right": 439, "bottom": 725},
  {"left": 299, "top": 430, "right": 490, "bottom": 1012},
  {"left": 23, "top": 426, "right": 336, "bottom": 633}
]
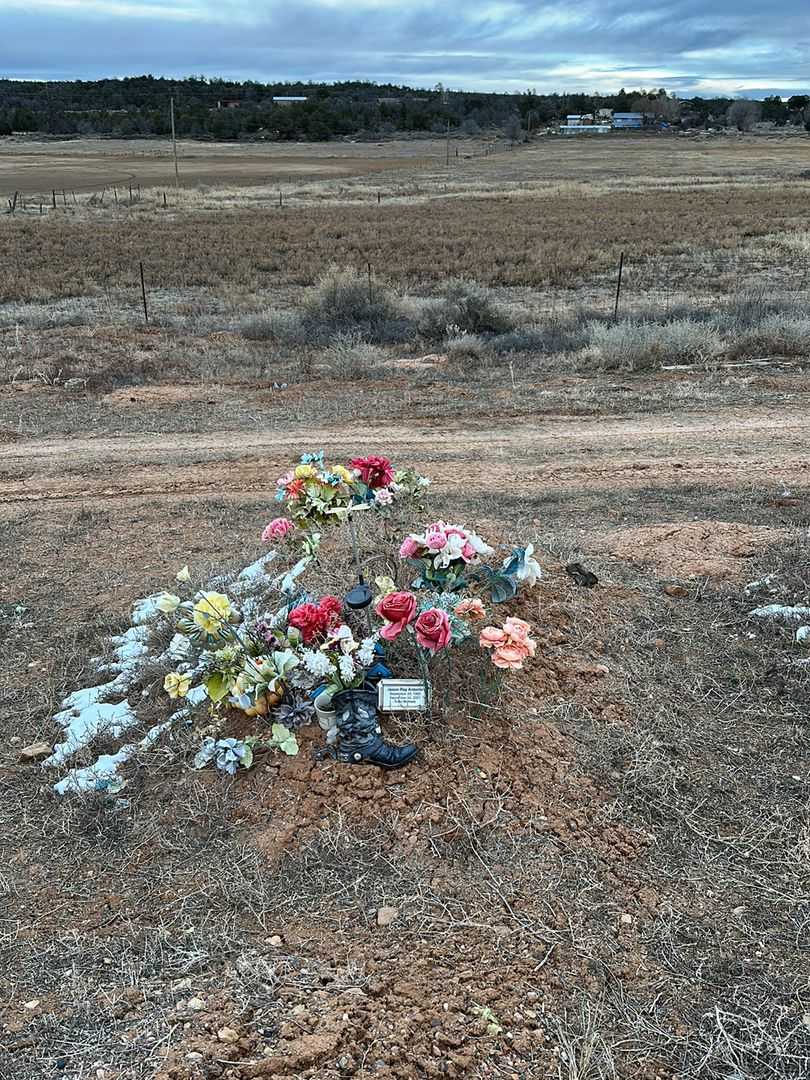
[
  {"left": 399, "top": 521, "right": 494, "bottom": 592},
  {"left": 272, "top": 451, "right": 430, "bottom": 539}
]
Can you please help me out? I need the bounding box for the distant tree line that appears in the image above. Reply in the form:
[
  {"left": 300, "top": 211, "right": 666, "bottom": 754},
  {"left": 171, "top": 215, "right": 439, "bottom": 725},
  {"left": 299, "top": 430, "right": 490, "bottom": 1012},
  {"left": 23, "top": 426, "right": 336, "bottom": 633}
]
[{"left": 1, "top": 76, "right": 808, "bottom": 140}]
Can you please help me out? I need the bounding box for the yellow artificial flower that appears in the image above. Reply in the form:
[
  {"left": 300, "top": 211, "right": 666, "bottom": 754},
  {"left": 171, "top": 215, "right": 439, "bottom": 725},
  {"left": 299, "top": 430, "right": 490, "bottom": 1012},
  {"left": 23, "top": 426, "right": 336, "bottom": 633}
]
[
  {"left": 163, "top": 671, "right": 191, "bottom": 699},
  {"left": 156, "top": 592, "right": 181, "bottom": 614},
  {"left": 373, "top": 576, "right": 397, "bottom": 604},
  {"left": 333, "top": 465, "right": 354, "bottom": 484},
  {"left": 192, "top": 592, "right": 233, "bottom": 636},
  {"left": 295, "top": 463, "right": 317, "bottom": 479},
  {"left": 176, "top": 565, "right": 191, "bottom": 583}
]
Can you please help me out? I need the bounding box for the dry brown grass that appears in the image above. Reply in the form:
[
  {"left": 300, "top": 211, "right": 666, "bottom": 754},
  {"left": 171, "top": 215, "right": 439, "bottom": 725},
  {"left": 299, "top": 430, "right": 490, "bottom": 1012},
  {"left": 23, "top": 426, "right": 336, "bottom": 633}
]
[{"left": 2, "top": 184, "right": 808, "bottom": 303}]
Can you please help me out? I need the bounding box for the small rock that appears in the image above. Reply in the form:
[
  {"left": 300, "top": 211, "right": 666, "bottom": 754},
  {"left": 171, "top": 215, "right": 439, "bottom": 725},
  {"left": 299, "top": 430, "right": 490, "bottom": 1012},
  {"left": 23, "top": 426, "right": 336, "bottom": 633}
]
[
  {"left": 376, "top": 906, "right": 399, "bottom": 927},
  {"left": 187, "top": 996, "right": 206, "bottom": 1012},
  {"left": 23, "top": 999, "right": 40, "bottom": 1010},
  {"left": 18, "top": 743, "right": 52, "bottom": 764},
  {"left": 619, "top": 913, "right": 633, "bottom": 925},
  {"left": 217, "top": 1026, "right": 239, "bottom": 1043},
  {"left": 267, "top": 935, "right": 283, "bottom": 947},
  {"left": 663, "top": 584, "right": 688, "bottom": 598},
  {"left": 185, "top": 1052, "right": 204, "bottom": 1063}
]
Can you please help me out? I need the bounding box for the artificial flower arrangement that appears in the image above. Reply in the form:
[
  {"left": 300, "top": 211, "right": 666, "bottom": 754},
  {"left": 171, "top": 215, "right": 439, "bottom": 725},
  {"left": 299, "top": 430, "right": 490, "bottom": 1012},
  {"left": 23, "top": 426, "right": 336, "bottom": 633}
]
[
  {"left": 272, "top": 450, "right": 430, "bottom": 535},
  {"left": 155, "top": 453, "right": 546, "bottom": 776}
]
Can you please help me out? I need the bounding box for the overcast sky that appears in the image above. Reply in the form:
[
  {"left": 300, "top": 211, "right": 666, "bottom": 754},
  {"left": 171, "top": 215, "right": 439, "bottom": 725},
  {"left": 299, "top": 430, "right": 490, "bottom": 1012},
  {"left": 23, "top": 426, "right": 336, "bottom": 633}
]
[{"left": 2, "top": 0, "right": 808, "bottom": 97}]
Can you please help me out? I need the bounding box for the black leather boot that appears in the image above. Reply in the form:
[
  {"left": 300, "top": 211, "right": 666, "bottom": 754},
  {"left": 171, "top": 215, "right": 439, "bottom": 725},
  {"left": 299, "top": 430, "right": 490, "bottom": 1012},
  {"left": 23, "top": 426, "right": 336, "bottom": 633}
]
[{"left": 332, "top": 688, "right": 418, "bottom": 770}]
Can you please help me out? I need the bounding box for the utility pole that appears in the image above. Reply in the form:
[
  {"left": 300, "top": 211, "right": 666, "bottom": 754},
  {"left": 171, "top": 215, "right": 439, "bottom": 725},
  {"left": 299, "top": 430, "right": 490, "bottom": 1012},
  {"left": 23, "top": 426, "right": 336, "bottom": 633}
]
[{"left": 170, "top": 96, "right": 180, "bottom": 189}]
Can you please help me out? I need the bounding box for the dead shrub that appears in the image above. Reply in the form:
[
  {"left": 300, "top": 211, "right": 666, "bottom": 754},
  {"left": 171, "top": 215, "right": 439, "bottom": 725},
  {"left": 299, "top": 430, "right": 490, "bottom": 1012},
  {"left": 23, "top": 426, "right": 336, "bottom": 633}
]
[
  {"left": 586, "top": 318, "right": 723, "bottom": 371},
  {"left": 321, "top": 332, "right": 386, "bottom": 379},
  {"left": 727, "top": 313, "right": 810, "bottom": 359},
  {"left": 418, "top": 279, "right": 516, "bottom": 342},
  {"left": 444, "top": 332, "right": 491, "bottom": 363}
]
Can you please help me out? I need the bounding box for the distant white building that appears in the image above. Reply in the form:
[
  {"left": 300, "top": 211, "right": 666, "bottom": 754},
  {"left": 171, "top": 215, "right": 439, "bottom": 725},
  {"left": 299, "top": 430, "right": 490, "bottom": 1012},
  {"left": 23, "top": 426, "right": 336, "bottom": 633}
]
[
  {"left": 560, "top": 116, "right": 610, "bottom": 135},
  {"left": 273, "top": 96, "right": 308, "bottom": 106}
]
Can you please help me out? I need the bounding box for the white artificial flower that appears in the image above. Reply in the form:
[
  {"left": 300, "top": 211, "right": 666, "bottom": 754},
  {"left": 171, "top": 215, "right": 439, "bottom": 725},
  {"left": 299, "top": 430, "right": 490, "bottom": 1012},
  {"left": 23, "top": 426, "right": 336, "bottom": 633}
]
[
  {"left": 445, "top": 533, "right": 466, "bottom": 561},
  {"left": 156, "top": 592, "right": 181, "bottom": 613},
  {"left": 339, "top": 654, "right": 355, "bottom": 682},
  {"left": 467, "top": 530, "right": 494, "bottom": 556},
  {"left": 357, "top": 635, "right": 378, "bottom": 667},
  {"left": 508, "top": 543, "right": 542, "bottom": 588},
  {"left": 176, "top": 565, "right": 191, "bottom": 583},
  {"left": 417, "top": 476, "right": 431, "bottom": 488},
  {"left": 303, "top": 650, "right": 333, "bottom": 678}
]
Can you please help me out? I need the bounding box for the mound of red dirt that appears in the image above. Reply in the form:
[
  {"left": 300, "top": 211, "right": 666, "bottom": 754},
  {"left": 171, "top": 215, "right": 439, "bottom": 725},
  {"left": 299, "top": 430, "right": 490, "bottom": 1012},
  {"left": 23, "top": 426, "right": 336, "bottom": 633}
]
[{"left": 598, "top": 520, "right": 786, "bottom": 580}]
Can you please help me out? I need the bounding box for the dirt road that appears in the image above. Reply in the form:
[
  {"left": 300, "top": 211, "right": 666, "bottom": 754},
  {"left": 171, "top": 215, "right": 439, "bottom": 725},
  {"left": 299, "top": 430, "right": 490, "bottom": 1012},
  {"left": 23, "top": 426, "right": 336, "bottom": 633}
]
[{"left": 1, "top": 406, "right": 807, "bottom": 506}]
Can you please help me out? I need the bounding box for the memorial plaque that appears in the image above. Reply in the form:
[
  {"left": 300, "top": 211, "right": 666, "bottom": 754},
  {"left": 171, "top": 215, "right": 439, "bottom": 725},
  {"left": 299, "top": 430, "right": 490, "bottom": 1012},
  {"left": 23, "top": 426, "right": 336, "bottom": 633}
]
[{"left": 377, "top": 679, "right": 430, "bottom": 712}]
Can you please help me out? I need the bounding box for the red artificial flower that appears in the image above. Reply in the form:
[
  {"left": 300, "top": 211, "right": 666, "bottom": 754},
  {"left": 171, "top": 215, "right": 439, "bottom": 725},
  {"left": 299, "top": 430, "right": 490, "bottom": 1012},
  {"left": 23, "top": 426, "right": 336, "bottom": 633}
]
[
  {"left": 350, "top": 455, "right": 394, "bottom": 490},
  {"left": 317, "top": 595, "right": 343, "bottom": 629},
  {"left": 288, "top": 602, "right": 323, "bottom": 644},
  {"left": 286, "top": 479, "right": 305, "bottom": 498}
]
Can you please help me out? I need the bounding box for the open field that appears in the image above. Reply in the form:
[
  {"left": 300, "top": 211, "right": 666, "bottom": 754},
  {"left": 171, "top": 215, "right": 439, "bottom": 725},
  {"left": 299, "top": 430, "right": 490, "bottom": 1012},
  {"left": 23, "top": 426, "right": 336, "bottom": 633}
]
[
  {"left": 0, "top": 138, "right": 446, "bottom": 198},
  {"left": 2, "top": 135, "right": 810, "bottom": 1080}
]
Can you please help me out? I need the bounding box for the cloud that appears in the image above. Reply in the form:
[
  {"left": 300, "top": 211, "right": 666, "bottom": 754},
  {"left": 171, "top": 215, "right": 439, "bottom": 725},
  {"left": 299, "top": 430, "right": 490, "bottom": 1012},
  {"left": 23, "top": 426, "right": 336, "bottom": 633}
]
[{"left": 1, "top": 0, "right": 807, "bottom": 96}]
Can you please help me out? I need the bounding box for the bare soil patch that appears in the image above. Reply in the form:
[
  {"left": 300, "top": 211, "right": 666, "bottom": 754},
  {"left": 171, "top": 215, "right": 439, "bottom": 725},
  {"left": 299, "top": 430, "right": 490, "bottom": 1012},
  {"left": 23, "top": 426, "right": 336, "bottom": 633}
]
[{"left": 600, "top": 520, "right": 789, "bottom": 580}]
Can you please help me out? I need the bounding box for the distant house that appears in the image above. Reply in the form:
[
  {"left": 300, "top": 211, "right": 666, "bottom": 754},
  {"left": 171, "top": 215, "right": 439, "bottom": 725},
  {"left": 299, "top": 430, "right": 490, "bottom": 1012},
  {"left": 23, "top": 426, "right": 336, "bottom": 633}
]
[
  {"left": 273, "top": 96, "right": 308, "bottom": 106},
  {"left": 612, "top": 112, "right": 644, "bottom": 129},
  {"left": 560, "top": 115, "right": 610, "bottom": 134},
  {"left": 216, "top": 100, "right": 242, "bottom": 109}
]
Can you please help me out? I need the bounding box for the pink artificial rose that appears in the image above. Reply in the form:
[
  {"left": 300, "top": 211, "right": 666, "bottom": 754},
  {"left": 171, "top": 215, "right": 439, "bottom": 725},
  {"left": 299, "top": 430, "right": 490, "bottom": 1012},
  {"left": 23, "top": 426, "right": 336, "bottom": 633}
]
[
  {"left": 460, "top": 542, "right": 476, "bottom": 561},
  {"left": 414, "top": 608, "right": 452, "bottom": 652},
  {"left": 424, "top": 527, "right": 448, "bottom": 552},
  {"left": 503, "top": 616, "right": 532, "bottom": 643},
  {"left": 454, "top": 598, "right": 486, "bottom": 620},
  {"left": 262, "top": 517, "right": 294, "bottom": 544},
  {"left": 399, "top": 536, "right": 421, "bottom": 559},
  {"left": 375, "top": 591, "right": 418, "bottom": 641},
  {"left": 479, "top": 626, "right": 508, "bottom": 649}
]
